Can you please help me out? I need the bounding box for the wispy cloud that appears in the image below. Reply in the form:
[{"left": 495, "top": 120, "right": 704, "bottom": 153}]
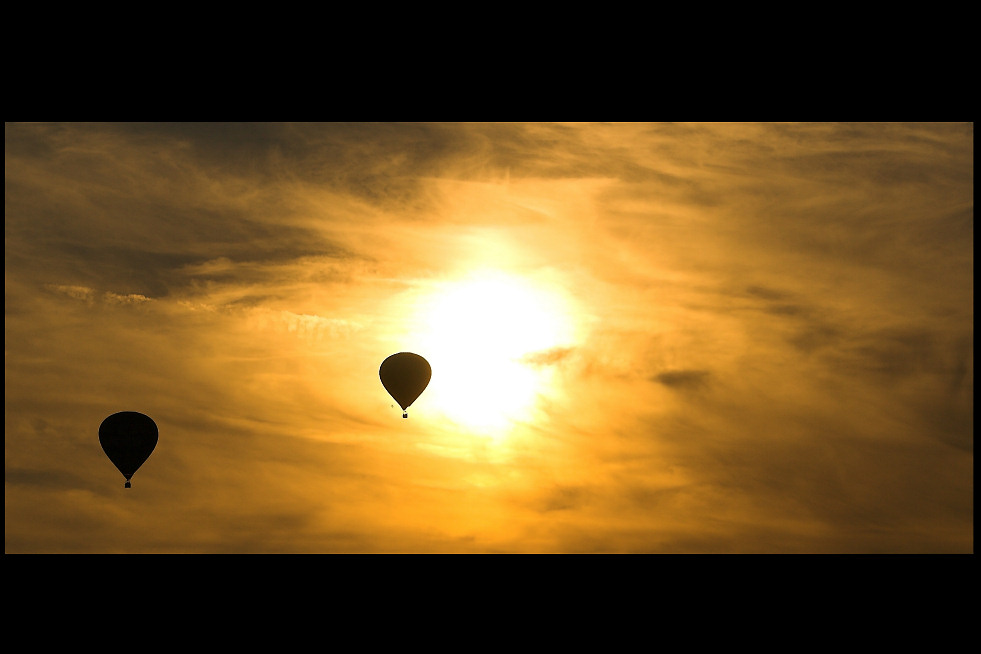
[{"left": 5, "top": 122, "right": 972, "bottom": 553}]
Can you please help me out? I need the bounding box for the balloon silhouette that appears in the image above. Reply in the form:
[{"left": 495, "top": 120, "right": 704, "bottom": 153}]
[
  {"left": 379, "top": 352, "right": 431, "bottom": 418},
  {"left": 99, "top": 411, "right": 158, "bottom": 488}
]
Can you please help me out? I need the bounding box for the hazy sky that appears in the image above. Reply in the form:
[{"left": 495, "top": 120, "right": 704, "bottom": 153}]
[{"left": 5, "top": 122, "right": 973, "bottom": 553}]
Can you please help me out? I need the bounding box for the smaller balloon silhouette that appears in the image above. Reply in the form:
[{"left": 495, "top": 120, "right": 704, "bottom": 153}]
[
  {"left": 379, "top": 352, "right": 431, "bottom": 418},
  {"left": 99, "top": 411, "right": 158, "bottom": 488}
]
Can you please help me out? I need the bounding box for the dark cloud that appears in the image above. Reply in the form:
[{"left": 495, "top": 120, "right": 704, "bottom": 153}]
[
  {"left": 536, "top": 484, "right": 589, "bottom": 512},
  {"left": 652, "top": 369, "right": 711, "bottom": 390},
  {"left": 87, "top": 122, "right": 487, "bottom": 208},
  {"left": 788, "top": 322, "right": 844, "bottom": 354},
  {"left": 4, "top": 466, "right": 89, "bottom": 490},
  {"left": 745, "top": 285, "right": 791, "bottom": 301},
  {"left": 5, "top": 124, "right": 357, "bottom": 300}
]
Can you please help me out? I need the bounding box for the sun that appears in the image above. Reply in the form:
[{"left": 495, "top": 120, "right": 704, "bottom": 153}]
[{"left": 406, "top": 269, "right": 577, "bottom": 437}]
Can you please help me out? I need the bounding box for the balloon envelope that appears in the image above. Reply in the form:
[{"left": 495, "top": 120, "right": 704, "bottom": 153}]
[
  {"left": 379, "top": 352, "right": 432, "bottom": 414},
  {"left": 99, "top": 411, "right": 158, "bottom": 487}
]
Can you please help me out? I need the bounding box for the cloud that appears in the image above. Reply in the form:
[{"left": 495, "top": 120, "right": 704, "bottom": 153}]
[
  {"left": 278, "top": 310, "right": 363, "bottom": 342},
  {"left": 46, "top": 284, "right": 97, "bottom": 302},
  {"left": 652, "top": 369, "right": 711, "bottom": 390},
  {"left": 520, "top": 346, "right": 575, "bottom": 366},
  {"left": 103, "top": 292, "right": 152, "bottom": 304},
  {"left": 4, "top": 122, "right": 973, "bottom": 553}
]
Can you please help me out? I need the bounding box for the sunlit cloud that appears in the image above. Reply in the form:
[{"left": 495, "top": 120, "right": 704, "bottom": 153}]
[
  {"left": 5, "top": 122, "right": 972, "bottom": 553},
  {"left": 46, "top": 284, "right": 98, "bottom": 303}
]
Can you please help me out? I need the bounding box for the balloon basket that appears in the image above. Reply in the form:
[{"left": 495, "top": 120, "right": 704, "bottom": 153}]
[
  {"left": 402, "top": 412, "right": 408, "bottom": 419},
  {"left": 124, "top": 481, "right": 132, "bottom": 488}
]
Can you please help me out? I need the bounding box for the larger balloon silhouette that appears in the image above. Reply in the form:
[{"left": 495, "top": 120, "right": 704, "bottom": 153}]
[
  {"left": 99, "top": 411, "right": 158, "bottom": 488},
  {"left": 379, "top": 352, "right": 431, "bottom": 418}
]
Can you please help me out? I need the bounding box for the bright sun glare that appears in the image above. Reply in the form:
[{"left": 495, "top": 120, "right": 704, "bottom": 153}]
[{"left": 407, "top": 270, "right": 577, "bottom": 437}]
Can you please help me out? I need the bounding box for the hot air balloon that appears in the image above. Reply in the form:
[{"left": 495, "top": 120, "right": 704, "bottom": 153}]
[
  {"left": 99, "top": 411, "right": 158, "bottom": 488},
  {"left": 379, "top": 352, "right": 431, "bottom": 418}
]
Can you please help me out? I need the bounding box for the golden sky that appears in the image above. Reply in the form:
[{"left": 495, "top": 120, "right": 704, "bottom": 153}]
[{"left": 4, "top": 122, "right": 973, "bottom": 553}]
